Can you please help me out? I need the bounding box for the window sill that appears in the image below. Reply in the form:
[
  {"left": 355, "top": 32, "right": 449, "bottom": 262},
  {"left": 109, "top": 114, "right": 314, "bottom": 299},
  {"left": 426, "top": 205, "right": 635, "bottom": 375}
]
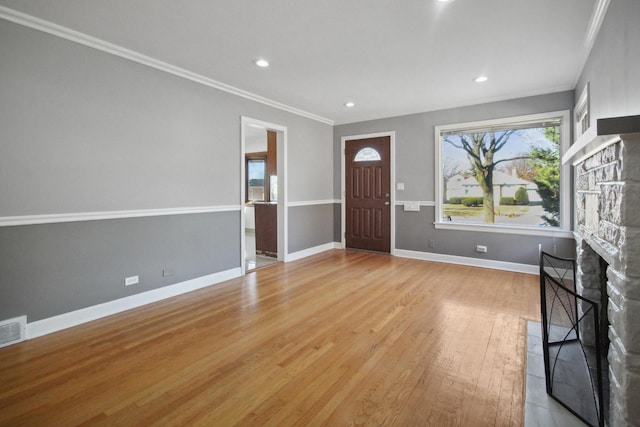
[{"left": 434, "top": 221, "right": 574, "bottom": 238}]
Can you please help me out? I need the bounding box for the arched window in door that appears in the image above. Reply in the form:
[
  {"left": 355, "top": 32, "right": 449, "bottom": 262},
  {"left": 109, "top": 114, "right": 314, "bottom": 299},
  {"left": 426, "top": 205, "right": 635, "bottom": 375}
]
[{"left": 354, "top": 147, "right": 381, "bottom": 162}]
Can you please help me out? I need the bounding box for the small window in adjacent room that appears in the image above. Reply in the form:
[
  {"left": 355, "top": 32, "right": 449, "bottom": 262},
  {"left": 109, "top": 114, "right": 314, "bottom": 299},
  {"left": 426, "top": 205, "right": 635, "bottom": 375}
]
[
  {"left": 246, "top": 158, "right": 266, "bottom": 201},
  {"left": 434, "top": 111, "right": 570, "bottom": 236}
]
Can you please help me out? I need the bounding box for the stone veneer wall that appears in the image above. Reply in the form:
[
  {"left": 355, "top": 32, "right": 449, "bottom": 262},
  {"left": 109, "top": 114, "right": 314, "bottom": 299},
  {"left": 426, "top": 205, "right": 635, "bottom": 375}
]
[{"left": 574, "top": 134, "right": 640, "bottom": 426}]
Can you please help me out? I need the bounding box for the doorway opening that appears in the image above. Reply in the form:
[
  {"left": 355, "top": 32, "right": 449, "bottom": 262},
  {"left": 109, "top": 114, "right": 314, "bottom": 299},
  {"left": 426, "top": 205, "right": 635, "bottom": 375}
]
[
  {"left": 341, "top": 132, "right": 395, "bottom": 254},
  {"left": 241, "top": 117, "right": 288, "bottom": 273}
]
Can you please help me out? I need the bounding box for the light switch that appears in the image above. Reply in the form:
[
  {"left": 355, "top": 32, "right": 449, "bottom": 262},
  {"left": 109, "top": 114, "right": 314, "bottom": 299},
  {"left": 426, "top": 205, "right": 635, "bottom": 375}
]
[
  {"left": 397, "top": 183, "right": 405, "bottom": 191},
  {"left": 403, "top": 201, "right": 420, "bottom": 212}
]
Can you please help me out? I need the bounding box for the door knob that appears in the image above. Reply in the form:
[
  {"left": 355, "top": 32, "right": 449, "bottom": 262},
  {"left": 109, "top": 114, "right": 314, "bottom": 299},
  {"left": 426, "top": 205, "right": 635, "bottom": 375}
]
[
  {"left": 385, "top": 193, "right": 390, "bottom": 197},
  {"left": 385, "top": 201, "right": 390, "bottom": 205}
]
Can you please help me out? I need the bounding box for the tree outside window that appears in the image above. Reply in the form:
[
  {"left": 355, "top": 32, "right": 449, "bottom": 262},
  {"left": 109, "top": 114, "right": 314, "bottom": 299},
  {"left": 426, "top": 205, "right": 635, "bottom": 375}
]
[{"left": 436, "top": 112, "right": 568, "bottom": 231}]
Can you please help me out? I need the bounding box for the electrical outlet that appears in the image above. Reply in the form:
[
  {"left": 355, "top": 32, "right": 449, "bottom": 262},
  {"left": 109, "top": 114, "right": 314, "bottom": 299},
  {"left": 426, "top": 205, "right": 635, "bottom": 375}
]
[
  {"left": 476, "top": 245, "right": 487, "bottom": 253},
  {"left": 125, "top": 275, "right": 139, "bottom": 286},
  {"left": 397, "top": 183, "right": 405, "bottom": 191},
  {"left": 162, "top": 268, "right": 174, "bottom": 277},
  {"left": 428, "top": 240, "right": 435, "bottom": 248}
]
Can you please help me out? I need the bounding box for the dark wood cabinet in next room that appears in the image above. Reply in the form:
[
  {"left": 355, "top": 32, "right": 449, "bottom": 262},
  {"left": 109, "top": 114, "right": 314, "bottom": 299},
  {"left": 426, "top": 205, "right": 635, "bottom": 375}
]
[{"left": 254, "top": 202, "right": 277, "bottom": 257}]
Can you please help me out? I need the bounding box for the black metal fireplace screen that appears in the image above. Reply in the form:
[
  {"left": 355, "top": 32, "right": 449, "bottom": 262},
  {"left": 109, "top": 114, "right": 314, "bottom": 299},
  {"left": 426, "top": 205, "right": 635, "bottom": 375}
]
[{"left": 539, "top": 251, "right": 605, "bottom": 427}]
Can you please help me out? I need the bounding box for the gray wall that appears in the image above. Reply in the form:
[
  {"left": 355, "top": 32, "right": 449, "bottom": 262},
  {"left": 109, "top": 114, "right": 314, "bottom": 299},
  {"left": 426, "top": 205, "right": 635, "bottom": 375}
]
[
  {"left": 288, "top": 205, "right": 335, "bottom": 253},
  {"left": 0, "top": 19, "right": 334, "bottom": 322},
  {"left": 575, "top": 0, "right": 640, "bottom": 122},
  {"left": 394, "top": 207, "right": 575, "bottom": 264},
  {"left": 0, "top": 20, "right": 334, "bottom": 215},
  {"left": 0, "top": 213, "right": 238, "bottom": 322},
  {"left": 334, "top": 91, "right": 576, "bottom": 265}
]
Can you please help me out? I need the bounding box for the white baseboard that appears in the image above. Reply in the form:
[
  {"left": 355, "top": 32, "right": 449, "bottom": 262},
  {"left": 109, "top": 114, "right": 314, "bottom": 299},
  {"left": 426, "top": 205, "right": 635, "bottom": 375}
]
[
  {"left": 24, "top": 248, "right": 534, "bottom": 339},
  {"left": 286, "top": 242, "right": 342, "bottom": 262},
  {"left": 26, "top": 267, "right": 242, "bottom": 339},
  {"left": 394, "top": 249, "right": 538, "bottom": 275}
]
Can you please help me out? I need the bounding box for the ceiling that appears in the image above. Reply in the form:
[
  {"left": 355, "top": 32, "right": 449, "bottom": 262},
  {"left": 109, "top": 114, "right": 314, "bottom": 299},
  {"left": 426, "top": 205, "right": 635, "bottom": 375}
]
[{"left": 0, "top": 0, "right": 599, "bottom": 125}]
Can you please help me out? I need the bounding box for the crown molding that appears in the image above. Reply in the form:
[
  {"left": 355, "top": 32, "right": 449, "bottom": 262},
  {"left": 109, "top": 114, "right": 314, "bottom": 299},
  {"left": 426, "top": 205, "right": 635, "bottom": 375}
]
[
  {"left": 585, "top": 0, "right": 611, "bottom": 50},
  {"left": 0, "top": 6, "right": 334, "bottom": 126},
  {"left": 573, "top": 0, "right": 611, "bottom": 87}
]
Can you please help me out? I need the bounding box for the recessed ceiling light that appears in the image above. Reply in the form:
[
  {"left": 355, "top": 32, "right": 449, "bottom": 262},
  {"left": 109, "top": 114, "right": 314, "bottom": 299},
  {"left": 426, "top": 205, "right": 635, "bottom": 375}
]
[
  {"left": 345, "top": 102, "right": 355, "bottom": 108},
  {"left": 436, "top": 0, "right": 455, "bottom": 3},
  {"left": 255, "top": 59, "right": 269, "bottom": 68},
  {"left": 474, "top": 75, "right": 489, "bottom": 83}
]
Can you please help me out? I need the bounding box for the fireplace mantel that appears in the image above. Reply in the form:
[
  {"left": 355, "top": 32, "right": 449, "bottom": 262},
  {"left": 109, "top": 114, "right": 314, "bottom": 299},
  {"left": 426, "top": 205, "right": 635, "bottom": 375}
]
[{"left": 562, "top": 115, "right": 640, "bottom": 166}]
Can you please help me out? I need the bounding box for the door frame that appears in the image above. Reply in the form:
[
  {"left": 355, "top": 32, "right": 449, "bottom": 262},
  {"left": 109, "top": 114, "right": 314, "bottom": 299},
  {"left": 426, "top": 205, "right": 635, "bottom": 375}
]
[
  {"left": 341, "top": 131, "right": 396, "bottom": 255},
  {"left": 241, "top": 116, "right": 288, "bottom": 274}
]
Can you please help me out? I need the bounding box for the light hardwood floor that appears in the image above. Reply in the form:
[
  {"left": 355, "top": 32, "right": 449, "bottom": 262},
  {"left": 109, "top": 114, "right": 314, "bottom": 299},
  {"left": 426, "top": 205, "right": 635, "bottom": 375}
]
[{"left": 0, "top": 250, "right": 541, "bottom": 426}]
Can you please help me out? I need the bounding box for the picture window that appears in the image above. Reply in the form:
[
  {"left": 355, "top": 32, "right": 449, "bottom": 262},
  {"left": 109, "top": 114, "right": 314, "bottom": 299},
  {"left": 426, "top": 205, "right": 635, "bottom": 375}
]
[{"left": 434, "top": 111, "right": 570, "bottom": 235}]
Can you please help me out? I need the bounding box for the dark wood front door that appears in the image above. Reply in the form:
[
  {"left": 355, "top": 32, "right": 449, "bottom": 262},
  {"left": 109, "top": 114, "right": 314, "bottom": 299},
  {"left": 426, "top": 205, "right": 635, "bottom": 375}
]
[{"left": 345, "top": 136, "right": 391, "bottom": 253}]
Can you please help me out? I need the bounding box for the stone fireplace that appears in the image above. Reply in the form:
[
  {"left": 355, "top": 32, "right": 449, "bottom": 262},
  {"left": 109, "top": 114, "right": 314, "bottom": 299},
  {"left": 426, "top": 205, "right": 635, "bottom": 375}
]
[{"left": 563, "top": 115, "right": 640, "bottom": 426}]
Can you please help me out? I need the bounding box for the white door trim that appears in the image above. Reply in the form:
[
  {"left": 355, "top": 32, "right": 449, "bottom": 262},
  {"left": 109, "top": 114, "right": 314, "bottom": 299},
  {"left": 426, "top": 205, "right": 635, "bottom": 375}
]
[
  {"left": 240, "top": 117, "right": 288, "bottom": 274},
  {"left": 341, "top": 131, "right": 396, "bottom": 255}
]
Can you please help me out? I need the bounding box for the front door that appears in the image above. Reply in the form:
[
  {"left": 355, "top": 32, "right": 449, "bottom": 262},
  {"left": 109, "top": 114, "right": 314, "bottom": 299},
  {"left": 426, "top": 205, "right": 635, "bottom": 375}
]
[{"left": 345, "top": 136, "right": 391, "bottom": 253}]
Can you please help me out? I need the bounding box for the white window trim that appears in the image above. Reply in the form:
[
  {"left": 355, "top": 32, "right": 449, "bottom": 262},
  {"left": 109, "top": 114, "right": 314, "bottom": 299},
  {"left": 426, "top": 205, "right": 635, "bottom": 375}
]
[
  {"left": 434, "top": 110, "right": 572, "bottom": 238},
  {"left": 575, "top": 82, "right": 591, "bottom": 138}
]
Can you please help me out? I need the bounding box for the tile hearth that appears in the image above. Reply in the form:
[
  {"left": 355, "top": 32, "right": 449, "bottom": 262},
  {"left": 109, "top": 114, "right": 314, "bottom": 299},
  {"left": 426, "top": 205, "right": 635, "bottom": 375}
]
[{"left": 525, "top": 321, "right": 587, "bottom": 427}]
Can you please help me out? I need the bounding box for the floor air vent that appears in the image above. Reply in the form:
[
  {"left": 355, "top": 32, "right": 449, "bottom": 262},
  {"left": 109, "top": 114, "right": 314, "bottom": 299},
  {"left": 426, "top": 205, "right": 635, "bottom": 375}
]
[{"left": 0, "top": 316, "right": 27, "bottom": 348}]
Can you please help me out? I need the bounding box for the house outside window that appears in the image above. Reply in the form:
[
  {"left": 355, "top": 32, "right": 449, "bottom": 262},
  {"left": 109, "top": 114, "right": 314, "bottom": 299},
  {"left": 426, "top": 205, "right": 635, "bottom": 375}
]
[{"left": 434, "top": 111, "right": 571, "bottom": 236}]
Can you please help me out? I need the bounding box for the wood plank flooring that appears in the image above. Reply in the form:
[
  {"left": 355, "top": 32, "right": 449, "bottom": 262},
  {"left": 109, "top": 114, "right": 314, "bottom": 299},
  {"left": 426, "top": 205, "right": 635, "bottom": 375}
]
[{"left": 0, "top": 250, "right": 541, "bottom": 426}]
